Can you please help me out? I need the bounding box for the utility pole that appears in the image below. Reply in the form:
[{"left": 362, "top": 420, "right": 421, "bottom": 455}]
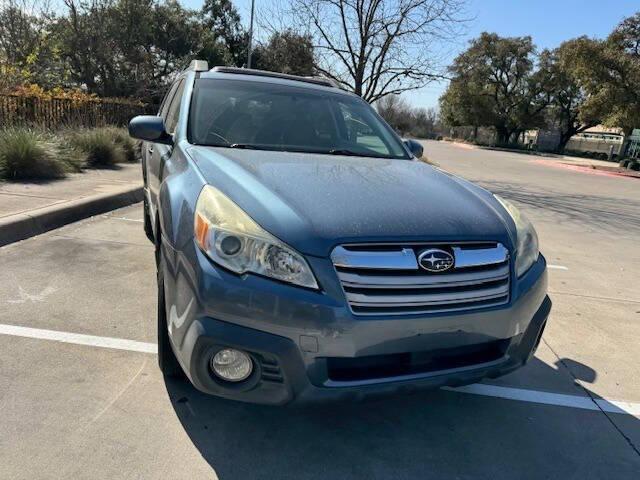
[{"left": 247, "top": 0, "right": 255, "bottom": 69}]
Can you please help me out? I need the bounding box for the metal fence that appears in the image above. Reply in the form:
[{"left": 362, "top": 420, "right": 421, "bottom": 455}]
[{"left": 0, "top": 95, "right": 153, "bottom": 129}]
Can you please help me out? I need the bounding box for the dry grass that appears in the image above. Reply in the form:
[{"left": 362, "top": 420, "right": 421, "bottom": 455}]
[
  {"left": 0, "top": 126, "right": 139, "bottom": 180},
  {"left": 0, "top": 128, "right": 67, "bottom": 180}
]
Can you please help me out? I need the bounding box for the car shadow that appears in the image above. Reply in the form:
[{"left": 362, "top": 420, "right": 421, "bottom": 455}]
[{"left": 163, "top": 356, "right": 639, "bottom": 480}]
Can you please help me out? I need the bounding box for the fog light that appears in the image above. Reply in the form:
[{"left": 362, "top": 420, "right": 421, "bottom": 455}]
[{"left": 210, "top": 348, "right": 252, "bottom": 382}]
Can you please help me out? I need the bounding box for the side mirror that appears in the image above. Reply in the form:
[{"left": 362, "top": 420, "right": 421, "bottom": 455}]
[
  {"left": 403, "top": 139, "right": 424, "bottom": 159},
  {"left": 128, "top": 115, "right": 172, "bottom": 145}
]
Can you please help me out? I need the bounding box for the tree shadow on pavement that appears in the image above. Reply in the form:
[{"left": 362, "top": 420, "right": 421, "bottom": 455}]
[
  {"left": 163, "top": 356, "right": 640, "bottom": 480},
  {"left": 477, "top": 181, "right": 640, "bottom": 234}
]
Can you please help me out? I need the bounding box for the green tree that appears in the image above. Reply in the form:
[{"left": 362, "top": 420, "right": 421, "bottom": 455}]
[
  {"left": 0, "top": 1, "right": 68, "bottom": 91},
  {"left": 572, "top": 12, "right": 640, "bottom": 152},
  {"left": 0, "top": 2, "right": 39, "bottom": 67},
  {"left": 200, "top": 0, "right": 247, "bottom": 67},
  {"left": 54, "top": 0, "right": 228, "bottom": 102},
  {"left": 541, "top": 39, "right": 600, "bottom": 152},
  {"left": 253, "top": 30, "right": 314, "bottom": 76},
  {"left": 439, "top": 78, "right": 493, "bottom": 139},
  {"left": 440, "top": 33, "right": 550, "bottom": 145}
]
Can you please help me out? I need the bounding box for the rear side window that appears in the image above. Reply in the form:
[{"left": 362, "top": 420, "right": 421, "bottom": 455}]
[
  {"left": 164, "top": 80, "right": 185, "bottom": 134},
  {"left": 159, "top": 81, "right": 179, "bottom": 118}
]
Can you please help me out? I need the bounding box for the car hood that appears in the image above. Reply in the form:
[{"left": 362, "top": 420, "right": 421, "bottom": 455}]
[{"left": 188, "top": 146, "right": 514, "bottom": 257}]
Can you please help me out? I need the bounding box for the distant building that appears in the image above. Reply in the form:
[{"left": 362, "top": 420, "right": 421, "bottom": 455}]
[
  {"left": 628, "top": 129, "right": 640, "bottom": 159},
  {"left": 566, "top": 126, "right": 624, "bottom": 157},
  {"left": 522, "top": 129, "right": 561, "bottom": 152},
  {"left": 525, "top": 125, "right": 638, "bottom": 159}
]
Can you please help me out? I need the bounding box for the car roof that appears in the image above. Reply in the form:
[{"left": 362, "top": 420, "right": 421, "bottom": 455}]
[{"left": 198, "top": 67, "right": 357, "bottom": 97}]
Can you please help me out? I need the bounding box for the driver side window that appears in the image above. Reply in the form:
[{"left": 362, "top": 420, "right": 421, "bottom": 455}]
[{"left": 164, "top": 80, "right": 185, "bottom": 135}]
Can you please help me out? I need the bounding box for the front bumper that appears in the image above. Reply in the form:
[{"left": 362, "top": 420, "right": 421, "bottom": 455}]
[
  {"left": 182, "top": 295, "right": 550, "bottom": 404},
  {"left": 163, "top": 241, "right": 551, "bottom": 405}
]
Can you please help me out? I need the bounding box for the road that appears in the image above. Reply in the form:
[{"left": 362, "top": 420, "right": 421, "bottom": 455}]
[{"left": 1, "top": 141, "right": 639, "bottom": 479}]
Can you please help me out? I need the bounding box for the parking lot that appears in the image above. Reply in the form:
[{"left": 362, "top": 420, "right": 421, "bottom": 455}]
[{"left": 1, "top": 140, "right": 639, "bottom": 479}]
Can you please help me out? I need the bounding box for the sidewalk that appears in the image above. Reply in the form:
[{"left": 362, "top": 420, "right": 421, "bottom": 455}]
[
  {"left": 477, "top": 144, "right": 619, "bottom": 165},
  {"left": 0, "top": 164, "right": 143, "bottom": 246},
  {"left": 446, "top": 141, "right": 638, "bottom": 175},
  {"left": 554, "top": 156, "right": 619, "bottom": 168}
]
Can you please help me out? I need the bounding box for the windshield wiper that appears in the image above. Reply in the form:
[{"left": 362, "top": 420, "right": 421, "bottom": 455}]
[
  {"left": 219, "top": 144, "right": 389, "bottom": 158},
  {"left": 229, "top": 143, "right": 261, "bottom": 149},
  {"left": 327, "top": 149, "right": 390, "bottom": 159},
  {"left": 327, "top": 149, "right": 363, "bottom": 156}
]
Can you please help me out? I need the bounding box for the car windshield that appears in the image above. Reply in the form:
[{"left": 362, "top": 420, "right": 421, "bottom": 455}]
[{"left": 188, "top": 78, "right": 409, "bottom": 159}]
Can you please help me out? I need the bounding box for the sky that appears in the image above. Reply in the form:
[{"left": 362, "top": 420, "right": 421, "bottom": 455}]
[{"left": 186, "top": 0, "right": 640, "bottom": 109}]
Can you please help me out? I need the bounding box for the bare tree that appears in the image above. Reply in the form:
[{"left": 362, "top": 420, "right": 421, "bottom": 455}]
[
  {"left": 291, "top": 0, "right": 466, "bottom": 102},
  {"left": 377, "top": 94, "right": 440, "bottom": 137}
]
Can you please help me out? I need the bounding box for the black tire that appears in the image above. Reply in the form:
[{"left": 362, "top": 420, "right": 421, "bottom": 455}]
[
  {"left": 628, "top": 161, "right": 640, "bottom": 171},
  {"left": 143, "top": 195, "right": 154, "bottom": 243},
  {"left": 157, "top": 246, "right": 183, "bottom": 377},
  {"left": 620, "top": 158, "right": 631, "bottom": 168}
]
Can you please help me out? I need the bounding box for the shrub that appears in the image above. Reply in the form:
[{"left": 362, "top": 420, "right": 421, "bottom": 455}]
[
  {"left": 69, "top": 128, "right": 126, "bottom": 167},
  {"left": 102, "top": 127, "right": 140, "bottom": 163},
  {"left": 54, "top": 142, "right": 85, "bottom": 173},
  {"left": 0, "top": 128, "right": 68, "bottom": 180}
]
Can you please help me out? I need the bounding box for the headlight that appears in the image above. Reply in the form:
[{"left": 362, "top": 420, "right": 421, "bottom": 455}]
[
  {"left": 194, "top": 185, "right": 319, "bottom": 289},
  {"left": 494, "top": 195, "right": 539, "bottom": 277}
]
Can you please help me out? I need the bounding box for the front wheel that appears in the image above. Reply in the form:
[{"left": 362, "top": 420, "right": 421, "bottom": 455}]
[
  {"left": 143, "top": 195, "right": 154, "bottom": 243},
  {"left": 157, "top": 248, "right": 183, "bottom": 377}
]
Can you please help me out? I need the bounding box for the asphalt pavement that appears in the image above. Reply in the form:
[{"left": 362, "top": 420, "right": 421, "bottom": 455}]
[{"left": 0, "top": 141, "right": 639, "bottom": 479}]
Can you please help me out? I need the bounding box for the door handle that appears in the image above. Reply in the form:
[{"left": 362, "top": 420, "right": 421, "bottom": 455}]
[{"left": 147, "top": 145, "right": 154, "bottom": 154}]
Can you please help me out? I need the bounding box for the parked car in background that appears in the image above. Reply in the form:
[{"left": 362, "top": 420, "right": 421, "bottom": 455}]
[{"left": 128, "top": 61, "right": 551, "bottom": 404}]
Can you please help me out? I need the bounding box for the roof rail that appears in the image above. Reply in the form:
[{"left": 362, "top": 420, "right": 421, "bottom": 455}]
[
  {"left": 188, "top": 60, "right": 209, "bottom": 72},
  {"left": 210, "top": 66, "right": 338, "bottom": 88}
]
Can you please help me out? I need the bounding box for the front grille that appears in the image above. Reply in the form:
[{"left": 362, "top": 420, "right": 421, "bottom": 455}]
[
  {"left": 326, "top": 340, "right": 509, "bottom": 382},
  {"left": 331, "top": 242, "right": 510, "bottom": 316}
]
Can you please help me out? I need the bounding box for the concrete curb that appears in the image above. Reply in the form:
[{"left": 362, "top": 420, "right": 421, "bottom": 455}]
[
  {"left": 0, "top": 185, "right": 143, "bottom": 247},
  {"left": 476, "top": 144, "right": 622, "bottom": 165}
]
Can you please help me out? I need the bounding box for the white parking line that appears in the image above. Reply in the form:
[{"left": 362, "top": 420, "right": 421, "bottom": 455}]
[
  {"left": 547, "top": 265, "right": 569, "bottom": 270},
  {"left": 109, "top": 216, "right": 144, "bottom": 223},
  {"left": 0, "top": 323, "right": 157, "bottom": 354},
  {"left": 1, "top": 322, "right": 638, "bottom": 417},
  {"left": 444, "top": 384, "right": 639, "bottom": 417}
]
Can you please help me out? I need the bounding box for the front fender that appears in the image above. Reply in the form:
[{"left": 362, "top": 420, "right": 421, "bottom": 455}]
[{"left": 158, "top": 141, "right": 207, "bottom": 251}]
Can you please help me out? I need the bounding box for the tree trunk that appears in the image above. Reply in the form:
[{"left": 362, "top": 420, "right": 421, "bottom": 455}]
[
  {"left": 557, "top": 131, "right": 574, "bottom": 154},
  {"left": 495, "top": 126, "right": 509, "bottom": 146},
  {"left": 508, "top": 130, "right": 522, "bottom": 145},
  {"left": 619, "top": 127, "right": 634, "bottom": 158}
]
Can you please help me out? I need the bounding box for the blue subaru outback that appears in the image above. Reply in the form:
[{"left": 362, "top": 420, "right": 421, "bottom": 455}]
[{"left": 129, "top": 61, "right": 551, "bottom": 405}]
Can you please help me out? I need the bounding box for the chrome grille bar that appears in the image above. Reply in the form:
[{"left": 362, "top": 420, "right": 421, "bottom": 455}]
[
  {"left": 337, "top": 264, "right": 509, "bottom": 289},
  {"left": 346, "top": 284, "right": 510, "bottom": 306},
  {"left": 331, "top": 246, "right": 418, "bottom": 270},
  {"left": 332, "top": 243, "right": 511, "bottom": 316},
  {"left": 453, "top": 244, "right": 508, "bottom": 268}
]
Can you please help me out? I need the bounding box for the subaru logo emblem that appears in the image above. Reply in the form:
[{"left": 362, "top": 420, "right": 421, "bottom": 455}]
[{"left": 418, "top": 248, "right": 454, "bottom": 273}]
